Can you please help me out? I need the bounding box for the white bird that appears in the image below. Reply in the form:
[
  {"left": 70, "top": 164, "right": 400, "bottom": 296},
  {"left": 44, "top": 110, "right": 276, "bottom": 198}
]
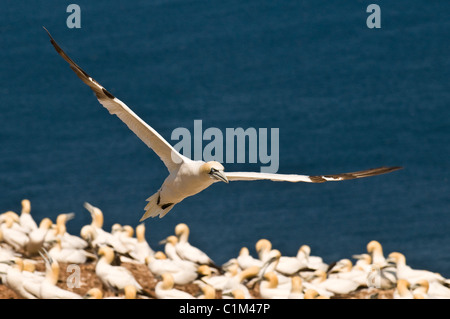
[
  {"left": 303, "top": 289, "right": 330, "bottom": 299},
  {"left": 367, "top": 240, "right": 387, "bottom": 266},
  {"left": 84, "top": 285, "right": 138, "bottom": 299},
  {"left": 45, "top": 28, "right": 402, "bottom": 221},
  {"left": 412, "top": 279, "right": 450, "bottom": 299},
  {"left": 36, "top": 250, "right": 83, "bottom": 299},
  {"left": 174, "top": 223, "right": 216, "bottom": 267},
  {"left": 387, "top": 252, "right": 445, "bottom": 284},
  {"left": 95, "top": 246, "right": 143, "bottom": 293},
  {"left": 129, "top": 223, "right": 155, "bottom": 263},
  {"left": 196, "top": 285, "right": 217, "bottom": 299},
  {"left": 327, "top": 258, "right": 370, "bottom": 287},
  {"left": 24, "top": 218, "right": 53, "bottom": 256},
  {"left": 288, "top": 276, "right": 304, "bottom": 299},
  {"left": 393, "top": 279, "right": 414, "bottom": 299},
  {"left": 81, "top": 203, "right": 130, "bottom": 254},
  {"left": 305, "top": 270, "right": 360, "bottom": 296},
  {"left": 0, "top": 258, "right": 44, "bottom": 299},
  {"left": 161, "top": 235, "right": 184, "bottom": 261},
  {"left": 145, "top": 251, "right": 198, "bottom": 285},
  {"left": 48, "top": 238, "right": 96, "bottom": 264},
  {"left": 113, "top": 224, "right": 139, "bottom": 253},
  {"left": 19, "top": 199, "right": 38, "bottom": 233},
  {"left": 298, "top": 245, "right": 329, "bottom": 271},
  {"left": 276, "top": 247, "right": 310, "bottom": 276},
  {"left": 55, "top": 213, "right": 88, "bottom": 249},
  {"left": 236, "top": 247, "right": 263, "bottom": 270},
  {"left": 259, "top": 272, "right": 291, "bottom": 299},
  {"left": 259, "top": 249, "right": 291, "bottom": 286},
  {"left": 196, "top": 264, "right": 259, "bottom": 299},
  {"left": 155, "top": 273, "right": 195, "bottom": 299},
  {"left": 0, "top": 216, "right": 29, "bottom": 252},
  {"left": 196, "top": 265, "right": 241, "bottom": 291},
  {"left": 352, "top": 253, "right": 372, "bottom": 271},
  {"left": 255, "top": 239, "right": 273, "bottom": 264}
]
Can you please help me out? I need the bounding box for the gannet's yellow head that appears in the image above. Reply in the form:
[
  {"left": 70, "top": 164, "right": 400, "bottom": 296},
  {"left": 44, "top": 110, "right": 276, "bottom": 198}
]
[
  {"left": 98, "top": 246, "right": 115, "bottom": 264},
  {"left": 161, "top": 273, "right": 175, "bottom": 290},
  {"left": 200, "top": 161, "right": 228, "bottom": 183},
  {"left": 84, "top": 288, "right": 103, "bottom": 299},
  {"left": 175, "top": 223, "right": 189, "bottom": 237},
  {"left": 263, "top": 272, "right": 279, "bottom": 288},
  {"left": 367, "top": 240, "right": 383, "bottom": 254},
  {"left": 21, "top": 199, "right": 31, "bottom": 214},
  {"left": 255, "top": 239, "right": 272, "bottom": 254},
  {"left": 387, "top": 251, "right": 406, "bottom": 266},
  {"left": 197, "top": 265, "right": 213, "bottom": 276},
  {"left": 39, "top": 218, "right": 53, "bottom": 230}
]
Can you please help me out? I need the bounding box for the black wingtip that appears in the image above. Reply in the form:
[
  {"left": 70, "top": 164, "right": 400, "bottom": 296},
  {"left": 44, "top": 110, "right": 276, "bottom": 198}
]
[{"left": 43, "top": 26, "right": 52, "bottom": 38}]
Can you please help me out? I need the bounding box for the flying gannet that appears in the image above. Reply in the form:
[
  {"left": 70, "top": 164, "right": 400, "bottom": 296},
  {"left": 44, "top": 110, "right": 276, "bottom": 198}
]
[{"left": 44, "top": 28, "right": 402, "bottom": 221}]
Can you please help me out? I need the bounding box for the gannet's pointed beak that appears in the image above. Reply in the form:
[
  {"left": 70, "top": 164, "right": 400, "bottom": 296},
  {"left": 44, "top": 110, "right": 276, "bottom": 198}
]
[{"left": 210, "top": 169, "right": 229, "bottom": 184}]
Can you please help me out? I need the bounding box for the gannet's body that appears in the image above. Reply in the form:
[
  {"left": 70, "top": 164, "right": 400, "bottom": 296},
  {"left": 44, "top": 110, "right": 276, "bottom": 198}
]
[{"left": 45, "top": 28, "right": 402, "bottom": 221}]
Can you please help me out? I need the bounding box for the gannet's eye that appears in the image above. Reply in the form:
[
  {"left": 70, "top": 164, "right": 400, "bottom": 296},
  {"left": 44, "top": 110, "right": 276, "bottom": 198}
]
[{"left": 209, "top": 168, "right": 218, "bottom": 174}]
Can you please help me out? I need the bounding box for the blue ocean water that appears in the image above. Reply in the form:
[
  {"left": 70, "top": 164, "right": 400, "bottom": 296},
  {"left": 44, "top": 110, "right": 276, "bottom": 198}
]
[{"left": 1, "top": 1, "right": 449, "bottom": 276}]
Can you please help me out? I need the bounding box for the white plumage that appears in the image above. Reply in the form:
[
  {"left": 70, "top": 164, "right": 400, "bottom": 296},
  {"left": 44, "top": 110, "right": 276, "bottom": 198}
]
[{"left": 45, "top": 28, "right": 401, "bottom": 221}]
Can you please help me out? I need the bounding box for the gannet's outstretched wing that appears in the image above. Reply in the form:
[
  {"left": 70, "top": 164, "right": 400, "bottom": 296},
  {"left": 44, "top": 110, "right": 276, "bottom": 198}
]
[
  {"left": 225, "top": 166, "right": 402, "bottom": 183},
  {"left": 44, "top": 28, "right": 186, "bottom": 172}
]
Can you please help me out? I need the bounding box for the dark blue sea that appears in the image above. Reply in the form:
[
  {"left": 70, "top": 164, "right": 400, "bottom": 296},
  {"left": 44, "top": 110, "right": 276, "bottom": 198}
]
[{"left": 1, "top": 1, "right": 449, "bottom": 277}]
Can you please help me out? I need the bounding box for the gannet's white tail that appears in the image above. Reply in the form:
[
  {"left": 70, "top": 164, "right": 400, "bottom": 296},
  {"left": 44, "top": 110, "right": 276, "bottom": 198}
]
[{"left": 140, "top": 192, "right": 175, "bottom": 221}]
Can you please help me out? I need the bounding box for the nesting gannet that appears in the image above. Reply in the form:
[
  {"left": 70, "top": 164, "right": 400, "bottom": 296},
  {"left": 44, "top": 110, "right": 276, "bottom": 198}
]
[
  {"left": 259, "top": 272, "right": 291, "bottom": 299},
  {"left": 145, "top": 251, "right": 198, "bottom": 285},
  {"left": 24, "top": 218, "right": 53, "bottom": 256},
  {"left": 197, "top": 284, "right": 217, "bottom": 299},
  {"left": 196, "top": 264, "right": 259, "bottom": 298},
  {"left": 45, "top": 29, "right": 402, "bottom": 221},
  {"left": 113, "top": 225, "right": 140, "bottom": 254},
  {"left": 352, "top": 253, "right": 372, "bottom": 271},
  {"left": 128, "top": 223, "right": 155, "bottom": 263},
  {"left": 95, "top": 246, "right": 143, "bottom": 293},
  {"left": 366, "top": 263, "right": 397, "bottom": 289},
  {"left": 275, "top": 247, "right": 309, "bottom": 276},
  {"left": 259, "top": 249, "right": 291, "bottom": 286},
  {"left": 19, "top": 199, "right": 38, "bottom": 233},
  {"left": 367, "top": 240, "right": 386, "bottom": 266},
  {"left": 48, "top": 238, "right": 95, "bottom": 264},
  {"left": 196, "top": 265, "right": 240, "bottom": 291},
  {"left": 288, "top": 276, "right": 304, "bottom": 299},
  {"left": 83, "top": 285, "right": 137, "bottom": 299},
  {"left": 237, "top": 247, "right": 263, "bottom": 270},
  {"left": 255, "top": 239, "right": 273, "bottom": 264},
  {"left": 393, "top": 279, "right": 414, "bottom": 299},
  {"left": 174, "top": 223, "right": 216, "bottom": 267},
  {"left": 387, "top": 252, "right": 445, "bottom": 284},
  {"left": 303, "top": 289, "right": 330, "bottom": 299},
  {"left": 0, "top": 258, "right": 44, "bottom": 299},
  {"left": 81, "top": 203, "right": 130, "bottom": 254},
  {"left": 412, "top": 279, "right": 450, "bottom": 299},
  {"left": 292, "top": 244, "right": 328, "bottom": 272},
  {"left": 55, "top": 213, "right": 88, "bottom": 249},
  {"left": 155, "top": 273, "right": 195, "bottom": 299},
  {"left": 305, "top": 270, "right": 360, "bottom": 296},
  {"left": 37, "top": 250, "right": 82, "bottom": 299},
  {"left": 327, "top": 259, "right": 369, "bottom": 287},
  {"left": 0, "top": 216, "right": 29, "bottom": 251}
]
